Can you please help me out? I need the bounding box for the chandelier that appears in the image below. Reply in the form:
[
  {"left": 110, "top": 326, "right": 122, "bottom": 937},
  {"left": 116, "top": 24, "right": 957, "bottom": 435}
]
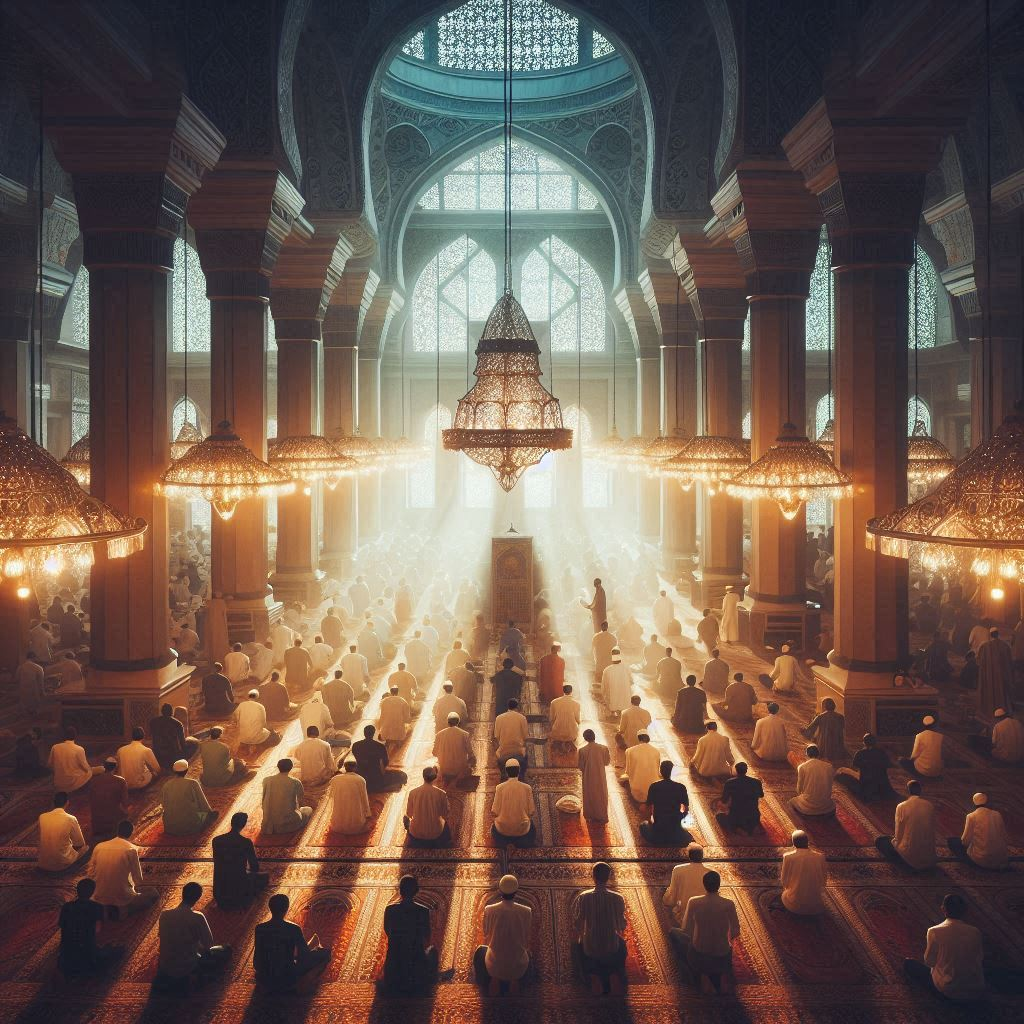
[
  {"left": 333, "top": 432, "right": 384, "bottom": 474},
  {"left": 663, "top": 434, "right": 749, "bottom": 495},
  {"left": 728, "top": 422, "right": 853, "bottom": 519},
  {"left": 815, "top": 418, "right": 835, "bottom": 457},
  {"left": 907, "top": 417, "right": 957, "bottom": 489},
  {"left": 644, "top": 433, "right": 688, "bottom": 470},
  {"left": 158, "top": 420, "right": 294, "bottom": 521},
  {"left": 170, "top": 420, "right": 204, "bottom": 461},
  {"left": 442, "top": 1, "right": 571, "bottom": 490},
  {"left": 61, "top": 432, "right": 91, "bottom": 486},
  {"left": 1, "top": 414, "right": 147, "bottom": 588},
  {"left": 269, "top": 435, "right": 357, "bottom": 493}
]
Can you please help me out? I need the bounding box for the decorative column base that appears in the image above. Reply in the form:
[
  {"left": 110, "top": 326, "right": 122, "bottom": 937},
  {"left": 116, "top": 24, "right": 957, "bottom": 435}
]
[
  {"left": 320, "top": 550, "right": 354, "bottom": 578},
  {"left": 225, "top": 593, "right": 283, "bottom": 647},
  {"left": 687, "top": 570, "right": 746, "bottom": 612},
  {"left": 269, "top": 569, "right": 328, "bottom": 607},
  {"left": 812, "top": 662, "right": 938, "bottom": 741},
  {"left": 741, "top": 597, "right": 821, "bottom": 653}
]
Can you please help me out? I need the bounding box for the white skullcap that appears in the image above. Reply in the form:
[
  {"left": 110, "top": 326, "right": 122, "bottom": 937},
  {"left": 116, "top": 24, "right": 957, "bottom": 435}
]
[
  {"left": 498, "top": 874, "right": 519, "bottom": 895},
  {"left": 248, "top": 688, "right": 259, "bottom": 698},
  {"left": 447, "top": 712, "right": 460, "bottom": 723},
  {"left": 504, "top": 757, "right": 520, "bottom": 768},
  {"left": 553, "top": 640, "right": 562, "bottom": 647},
  {"left": 994, "top": 708, "right": 1007, "bottom": 718},
  {"left": 922, "top": 715, "right": 936, "bottom": 726},
  {"left": 973, "top": 792, "right": 988, "bottom": 806},
  {"left": 172, "top": 759, "right": 189, "bottom": 772}
]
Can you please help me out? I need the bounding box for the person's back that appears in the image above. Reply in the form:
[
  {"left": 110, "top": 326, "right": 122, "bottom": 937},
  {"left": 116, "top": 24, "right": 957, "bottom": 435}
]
[
  {"left": 682, "top": 892, "right": 739, "bottom": 956},
  {"left": 780, "top": 844, "right": 827, "bottom": 915},
  {"left": 158, "top": 901, "right": 213, "bottom": 979},
  {"left": 383, "top": 898, "right": 432, "bottom": 989},
  {"left": 254, "top": 915, "right": 305, "bottom": 990},
  {"left": 260, "top": 677, "right": 294, "bottom": 719},
  {"left": 483, "top": 898, "right": 532, "bottom": 981},
  {"left": 895, "top": 794, "right": 937, "bottom": 869},
  {"left": 59, "top": 888, "right": 105, "bottom": 975},
  {"left": 577, "top": 886, "right": 626, "bottom": 960},
  {"left": 722, "top": 772, "right": 763, "bottom": 828},
  {"left": 149, "top": 712, "right": 185, "bottom": 767},
  {"left": 212, "top": 828, "right": 259, "bottom": 907},
  {"left": 926, "top": 917, "right": 985, "bottom": 1001}
]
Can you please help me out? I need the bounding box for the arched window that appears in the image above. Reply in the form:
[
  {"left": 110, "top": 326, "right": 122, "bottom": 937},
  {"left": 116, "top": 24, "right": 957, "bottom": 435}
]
[
  {"left": 909, "top": 396, "right": 931, "bottom": 435},
  {"left": 171, "top": 239, "right": 211, "bottom": 353},
  {"left": 412, "top": 238, "right": 497, "bottom": 353},
  {"left": 408, "top": 404, "right": 452, "bottom": 509},
  {"left": 805, "top": 226, "right": 832, "bottom": 351},
  {"left": 909, "top": 246, "right": 937, "bottom": 349},
  {"left": 68, "top": 267, "right": 89, "bottom": 349},
  {"left": 172, "top": 396, "right": 202, "bottom": 437},
  {"left": 520, "top": 236, "right": 606, "bottom": 352},
  {"left": 815, "top": 393, "right": 833, "bottom": 441},
  {"left": 71, "top": 369, "right": 89, "bottom": 442}
]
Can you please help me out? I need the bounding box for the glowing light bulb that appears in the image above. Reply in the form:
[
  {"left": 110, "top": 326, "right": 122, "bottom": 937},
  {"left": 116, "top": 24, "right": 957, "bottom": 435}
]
[
  {"left": 990, "top": 586, "right": 1005, "bottom": 601},
  {"left": 43, "top": 554, "right": 61, "bottom": 575},
  {"left": 303, "top": 484, "right": 312, "bottom": 496},
  {"left": 16, "top": 583, "right": 31, "bottom": 600}
]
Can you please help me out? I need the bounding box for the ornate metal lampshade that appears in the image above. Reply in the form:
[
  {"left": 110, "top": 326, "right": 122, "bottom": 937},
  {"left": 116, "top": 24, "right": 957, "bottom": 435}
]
[
  {"left": 1, "top": 414, "right": 146, "bottom": 585},
  {"left": 158, "top": 420, "right": 294, "bottom": 521},
  {"left": 60, "top": 433, "right": 91, "bottom": 487},
  {"left": 333, "top": 432, "right": 384, "bottom": 474},
  {"left": 170, "top": 421, "right": 204, "bottom": 462},
  {"left": 590, "top": 427, "right": 624, "bottom": 462},
  {"left": 867, "top": 406, "right": 1024, "bottom": 592},
  {"left": 663, "top": 434, "right": 750, "bottom": 495},
  {"left": 728, "top": 422, "right": 852, "bottom": 519},
  {"left": 643, "top": 433, "right": 689, "bottom": 475},
  {"left": 815, "top": 418, "right": 834, "bottom": 457},
  {"left": 907, "top": 418, "right": 957, "bottom": 489},
  {"left": 443, "top": 291, "right": 572, "bottom": 491},
  {"left": 268, "top": 435, "right": 357, "bottom": 493},
  {"left": 389, "top": 435, "right": 431, "bottom": 470}
]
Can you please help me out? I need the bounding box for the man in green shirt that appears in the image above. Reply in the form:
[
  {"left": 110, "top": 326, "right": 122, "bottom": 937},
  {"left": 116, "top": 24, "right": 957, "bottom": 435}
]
[
  {"left": 161, "top": 760, "right": 218, "bottom": 835},
  {"left": 200, "top": 727, "right": 248, "bottom": 787}
]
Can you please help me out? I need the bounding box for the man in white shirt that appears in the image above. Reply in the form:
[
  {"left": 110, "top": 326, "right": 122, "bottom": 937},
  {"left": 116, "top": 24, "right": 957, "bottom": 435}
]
[
  {"left": 669, "top": 870, "right": 740, "bottom": 993},
  {"left": 117, "top": 727, "right": 162, "bottom": 790},
  {"left": 898, "top": 715, "right": 944, "bottom": 777},
  {"left": 600, "top": 649, "right": 632, "bottom": 716},
  {"left": 494, "top": 698, "right": 529, "bottom": 777},
  {"left": 948, "top": 792, "right": 1009, "bottom": 870},
  {"left": 340, "top": 644, "right": 371, "bottom": 697},
  {"left": 433, "top": 681, "right": 468, "bottom": 733},
  {"left": 223, "top": 643, "right": 250, "bottom": 685},
  {"left": 249, "top": 640, "right": 275, "bottom": 683},
  {"left": 235, "top": 690, "right": 281, "bottom": 747},
  {"left": 307, "top": 634, "right": 335, "bottom": 676},
  {"left": 269, "top": 620, "right": 296, "bottom": 667},
  {"left": 549, "top": 684, "right": 582, "bottom": 748},
  {"left": 702, "top": 649, "right": 730, "bottom": 697},
  {"left": 378, "top": 686, "right": 412, "bottom": 744},
  {"left": 37, "top": 792, "right": 88, "bottom": 871},
  {"left": 28, "top": 620, "right": 54, "bottom": 662},
  {"left": 875, "top": 780, "right": 937, "bottom": 870},
  {"left": 903, "top": 894, "right": 987, "bottom": 1002},
  {"left": 299, "top": 693, "right": 348, "bottom": 746},
  {"left": 327, "top": 761, "right": 372, "bottom": 835},
  {"left": 623, "top": 732, "right": 662, "bottom": 802},
  {"left": 663, "top": 842, "right": 712, "bottom": 927},
  {"left": 291, "top": 726, "right": 336, "bottom": 786},
  {"left": 473, "top": 874, "right": 532, "bottom": 995},
  {"left": 789, "top": 745, "right": 836, "bottom": 816},
  {"left": 751, "top": 702, "right": 788, "bottom": 761},
  {"left": 155, "top": 882, "right": 231, "bottom": 990},
  {"left": 404, "top": 766, "right": 451, "bottom": 848},
  {"left": 618, "top": 694, "right": 652, "bottom": 749},
  {"left": 88, "top": 820, "right": 158, "bottom": 917},
  {"left": 444, "top": 640, "right": 470, "bottom": 678},
  {"left": 432, "top": 713, "right": 475, "bottom": 782},
  {"left": 404, "top": 631, "right": 433, "bottom": 682},
  {"left": 388, "top": 663, "right": 422, "bottom": 715},
  {"left": 780, "top": 830, "right": 827, "bottom": 914},
  {"left": 968, "top": 706, "right": 1024, "bottom": 763},
  {"left": 48, "top": 727, "right": 98, "bottom": 793},
  {"left": 689, "top": 721, "right": 733, "bottom": 778},
  {"left": 491, "top": 762, "right": 536, "bottom": 846},
  {"left": 769, "top": 645, "right": 799, "bottom": 693}
]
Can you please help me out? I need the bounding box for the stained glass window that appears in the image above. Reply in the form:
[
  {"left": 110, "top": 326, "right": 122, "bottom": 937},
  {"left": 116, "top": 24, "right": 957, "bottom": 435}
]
[
  {"left": 71, "top": 369, "right": 89, "bottom": 443},
  {"left": 909, "top": 245, "right": 937, "bottom": 349},
  {"left": 408, "top": 404, "right": 452, "bottom": 509},
  {"left": 68, "top": 268, "right": 89, "bottom": 349},
  {"left": 520, "top": 236, "right": 606, "bottom": 352},
  {"left": 909, "top": 396, "right": 931, "bottom": 434},
  {"left": 592, "top": 30, "right": 615, "bottom": 58},
  {"left": 462, "top": 457, "right": 495, "bottom": 508},
  {"left": 805, "top": 226, "right": 832, "bottom": 351},
  {"left": 412, "top": 238, "right": 497, "bottom": 352},
  {"left": 402, "top": 30, "right": 425, "bottom": 59},
  {"left": 436, "top": 0, "right": 579, "bottom": 71},
  {"left": 171, "top": 239, "right": 211, "bottom": 353},
  {"left": 172, "top": 396, "right": 202, "bottom": 437}
]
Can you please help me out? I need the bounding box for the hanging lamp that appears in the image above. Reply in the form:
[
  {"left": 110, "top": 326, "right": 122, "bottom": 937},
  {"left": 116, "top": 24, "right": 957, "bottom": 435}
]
[
  {"left": 727, "top": 292, "right": 851, "bottom": 517},
  {"left": 815, "top": 235, "right": 835, "bottom": 456},
  {"left": 268, "top": 435, "right": 357, "bottom": 493},
  {"left": 170, "top": 218, "right": 203, "bottom": 462},
  {"left": 61, "top": 432, "right": 91, "bottom": 486},
  {"left": 442, "top": 0, "right": 571, "bottom": 490}
]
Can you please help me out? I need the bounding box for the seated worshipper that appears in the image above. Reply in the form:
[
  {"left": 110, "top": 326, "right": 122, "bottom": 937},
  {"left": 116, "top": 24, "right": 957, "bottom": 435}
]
[
  {"left": 492, "top": 657, "right": 524, "bottom": 710},
  {"left": 789, "top": 745, "right": 836, "bottom": 817},
  {"left": 577, "top": 729, "right": 611, "bottom": 823},
  {"left": 494, "top": 698, "right": 530, "bottom": 777},
  {"left": 248, "top": 640, "right": 275, "bottom": 686},
  {"left": 875, "top": 780, "right": 937, "bottom": 870},
  {"left": 14, "top": 727, "right": 47, "bottom": 779},
  {"left": 618, "top": 693, "right": 652, "bottom": 748},
  {"left": 550, "top": 684, "right": 582, "bottom": 748},
  {"left": 702, "top": 649, "right": 730, "bottom": 697},
  {"left": 320, "top": 669, "right": 359, "bottom": 726},
  {"left": 638, "top": 634, "right": 662, "bottom": 678},
  {"left": 898, "top": 715, "right": 944, "bottom": 777},
  {"left": 292, "top": 726, "right": 336, "bottom": 786},
  {"left": 601, "top": 649, "right": 633, "bottom": 717},
  {"left": 800, "top": 698, "right": 847, "bottom": 763},
  {"left": 947, "top": 792, "right": 1009, "bottom": 870},
  {"left": 712, "top": 672, "right": 758, "bottom": 723},
  {"left": 404, "top": 766, "right": 451, "bottom": 848},
  {"left": 88, "top": 820, "right": 159, "bottom": 918},
  {"left": 260, "top": 670, "right": 298, "bottom": 720},
  {"left": 309, "top": 634, "right": 335, "bottom": 676},
  {"left": 49, "top": 726, "right": 99, "bottom": 793},
  {"left": 382, "top": 875, "right": 442, "bottom": 996},
  {"left": 260, "top": 759, "right": 312, "bottom": 835},
  {"left": 451, "top": 660, "right": 483, "bottom": 713},
  {"left": 769, "top": 645, "right": 799, "bottom": 693},
  {"left": 200, "top": 727, "right": 247, "bottom": 787},
  {"left": 474, "top": 874, "right": 532, "bottom": 995},
  {"left": 394, "top": 579, "right": 415, "bottom": 623},
  {"left": 352, "top": 724, "right": 407, "bottom": 791},
  {"left": 358, "top": 617, "right": 385, "bottom": 668},
  {"left": 923, "top": 631, "right": 953, "bottom": 683},
  {"left": 340, "top": 644, "right": 372, "bottom": 697},
  {"left": 655, "top": 647, "right": 684, "bottom": 700},
  {"left": 714, "top": 762, "right": 764, "bottom": 835},
  {"left": 664, "top": 844, "right": 710, "bottom": 925},
  {"left": 433, "top": 713, "right": 476, "bottom": 782},
  {"left": 211, "top": 812, "right": 269, "bottom": 909},
  {"left": 573, "top": 862, "right": 628, "bottom": 996},
  {"left": 751, "top": 702, "right": 788, "bottom": 761},
  {"left": 536, "top": 642, "right": 566, "bottom": 702},
  {"left": 284, "top": 637, "right": 314, "bottom": 692},
  {"left": 90, "top": 757, "right": 129, "bottom": 839},
  {"left": 623, "top": 731, "right": 662, "bottom": 802},
  {"left": 378, "top": 686, "right": 413, "bottom": 744},
  {"left": 592, "top": 622, "right": 618, "bottom": 679},
  {"left": 491, "top": 762, "right": 536, "bottom": 847},
  {"left": 54, "top": 652, "right": 84, "bottom": 687},
  {"left": 433, "top": 681, "right": 468, "bottom": 734},
  {"left": 499, "top": 620, "right": 526, "bottom": 672},
  {"left": 28, "top": 619, "right": 54, "bottom": 662},
  {"left": 38, "top": 791, "right": 88, "bottom": 871},
  {"left": 672, "top": 675, "right": 708, "bottom": 735},
  {"left": 420, "top": 615, "right": 441, "bottom": 654},
  {"left": 669, "top": 871, "right": 740, "bottom": 994},
  {"left": 958, "top": 650, "right": 979, "bottom": 690},
  {"left": 835, "top": 733, "right": 894, "bottom": 800},
  {"left": 320, "top": 607, "right": 345, "bottom": 650},
  {"left": 155, "top": 882, "right": 232, "bottom": 991},
  {"left": 150, "top": 702, "right": 199, "bottom": 770},
  {"left": 967, "top": 707, "right": 1024, "bottom": 763},
  {"left": 405, "top": 631, "right": 432, "bottom": 683},
  {"left": 223, "top": 643, "right": 251, "bottom": 687},
  {"left": 16, "top": 655, "right": 45, "bottom": 716},
  {"left": 299, "top": 692, "right": 348, "bottom": 747},
  {"left": 162, "top": 760, "right": 217, "bottom": 835},
  {"left": 175, "top": 623, "right": 200, "bottom": 664},
  {"left": 444, "top": 639, "right": 471, "bottom": 678},
  {"left": 254, "top": 892, "right": 331, "bottom": 994},
  {"left": 235, "top": 690, "right": 282, "bottom": 748},
  {"left": 388, "top": 662, "right": 422, "bottom": 715},
  {"left": 697, "top": 608, "right": 720, "bottom": 655},
  {"left": 58, "top": 878, "right": 124, "bottom": 978},
  {"left": 202, "top": 663, "right": 236, "bottom": 715},
  {"left": 640, "top": 761, "right": 692, "bottom": 844},
  {"left": 327, "top": 759, "right": 372, "bottom": 835},
  {"left": 117, "top": 727, "right": 162, "bottom": 790},
  {"left": 690, "top": 721, "right": 734, "bottom": 778},
  {"left": 60, "top": 608, "right": 85, "bottom": 647},
  {"left": 618, "top": 615, "right": 644, "bottom": 651},
  {"left": 780, "top": 830, "right": 827, "bottom": 915}
]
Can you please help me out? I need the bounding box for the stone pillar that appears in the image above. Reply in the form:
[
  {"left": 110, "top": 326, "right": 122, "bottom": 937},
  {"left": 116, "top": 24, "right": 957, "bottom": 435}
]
[
  {"left": 357, "top": 351, "right": 382, "bottom": 543},
  {"left": 190, "top": 166, "right": 304, "bottom": 641},
  {"left": 46, "top": 95, "right": 225, "bottom": 734},
  {"left": 712, "top": 164, "right": 822, "bottom": 647},
  {"left": 322, "top": 335, "right": 358, "bottom": 569},
  {"left": 785, "top": 100, "right": 947, "bottom": 735}
]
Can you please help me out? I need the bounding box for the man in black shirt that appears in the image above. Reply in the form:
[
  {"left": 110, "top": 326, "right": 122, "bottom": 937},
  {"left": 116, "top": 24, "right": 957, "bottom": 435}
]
[
  {"left": 491, "top": 658, "right": 523, "bottom": 711},
  {"left": 640, "top": 760, "right": 692, "bottom": 843},
  {"left": 715, "top": 762, "right": 764, "bottom": 834},
  {"left": 381, "top": 875, "right": 442, "bottom": 995},
  {"left": 254, "top": 893, "right": 330, "bottom": 993},
  {"left": 212, "top": 812, "right": 270, "bottom": 908},
  {"left": 352, "top": 724, "right": 407, "bottom": 792},
  {"left": 59, "top": 878, "right": 123, "bottom": 977},
  {"left": 202, "top": 663, "right": 236, "bottom": 715},
  {"left": 149, "top": 703, "right": 198, "bottom": 771},
  {"left": 836, "top": 734, "right": 894, "bottom": 801}
]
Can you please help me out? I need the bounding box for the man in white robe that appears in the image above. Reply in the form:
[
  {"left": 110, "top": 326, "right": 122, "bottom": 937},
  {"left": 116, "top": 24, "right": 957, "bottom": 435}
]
[
  {"left": 991, "top": 708, "right": 1024, "bottom": 763},
  {"left": 269, "top": 620, "right": 296, "bottom": 667},
  {"left": 117, "top": 728, "right": 162, "bottom": 790},
  {"left": 663, "top": 843, "right": 710, "bottom": 925},
  {"left": 494, "top": 699, "right": 530, "bottom": 776},
  {"left": 444, "top": 640, "right": 470, "bottom": 678},
  {"left": 780, "top": 830, "right": 827, "bottom": 914},
  {"left": 789, "top": 746, "right": 835, "bottom": 816},
  {"left": 433, "top": 713, "right": 475, "bottom": 781},
  {"left": 309, "top": 635, "right": 335, "bottom": 676},
  {"left": 720, "top": 587, "right": 740, "bottom": 644},
  {"left": 618, "top": 694, "right": 652, "bottom": 748},
  {"left": 405, "top": 632, "right": 433, "bottom": 683},
  {"left": 592, "top": 624, "right": 617, "bottom": 679},
  {"left": 291, "top": 726, "right": 335, "bottom": 786},
  {"left": 623, "top": 732, "right": 662, "bottom": 802},
  {"left": 600, "top": 650, "right": 632, "bottom": 716},
  {"left": 340, "top": 645, "right": 371, "bottom": 698},
  {"left": 898, "top": 716, "right": 944, "bottom": 777},
  {"left": 977, "top": 628, "right": 1014, "bottom": 719},
  {"left": 378, "top": 687, "right": 412, "bottom": 744},
  {"left": 249, "top": 640, "right": 275, "bottom": 683},
  {"left": 327, "top": 761, "right": 372, "bottom": 835},
  {"left": 689, "top": 722, "right": 733, "bottom": 778},
  {"left": 653, "top": 590, "right": 675, "bottom": 636},
  {"left": 751, "top": 702, "right": 788, "bottom": 761},
  {"left": 388, "top": 663, "right": 422, "bottom": 715},
  {"left": 420, "top": 616, "right": 440, "bottom": 654},
  {"left": 235, "top": 690, "right": 280, "bottom": 747},
  {"left": 875, "top": 780, "right": 937, "bottom": 869},
  {"left": 223, "top": 643, "right": 250, "bottom": 686},
  {"left": 433, "top": 682, "right": 468, "bottom": 733},
  {"left": 37, "top": 792, "right": 88, "bottom": 872},
  {"left": 948, "top": 792, "right": 1009, "bottom": 870},
  {"left": 48, "top": 729, "right": 97, "bottom": 793},
  {"left": 577, "top": 729, "right": 611, "bottom": 822},
  {"left": 769, "top": 645, "right": 799, "bottom": 693},
  {"left": 549, "top": 684, "right": 581, "bottom": 746},
  {"left": 298, "top": 694, "right": 347, "bottom": 746}
]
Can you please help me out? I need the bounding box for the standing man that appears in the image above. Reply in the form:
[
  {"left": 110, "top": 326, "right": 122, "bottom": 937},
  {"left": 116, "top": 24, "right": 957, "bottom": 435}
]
[
  {"left": 582, "top": 579, "right": 607, "bottom": 634},
  {"left": 577, "top": 729, "right": 611, "bottom": 823},
  {"left": 720, "top": 587, "right": 740, "bottom": 644},
  {"left": 977, "top": 627, "right": 1013, "bottom": 718},
  {"left": 601, "top": 649, "right": 632, "bottom": 717}
]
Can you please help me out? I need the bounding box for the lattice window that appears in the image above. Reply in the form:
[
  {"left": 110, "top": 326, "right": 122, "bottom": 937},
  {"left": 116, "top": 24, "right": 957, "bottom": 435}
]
[
  {"left": 71, "top": 369, "right": 89, "bottom": 443},
  {"left": 910, "top": 245, "right": 937, "bottom": 349},
  {"left": 171, "top": 239, "right": 211, "bottom": 353},
  {"left": 68, "top": 267, "right": 89, "bottom": 349},
  {"left": 592, "top": 30, "right": 615, "bottom": 58},
  {"left": 408, "top": 403, "right": 453, "bottom": 509},
  {"left": 172, "top": 396, "right": 202, "bottom": 437},
  {"left": 402, "top": 30, "right": 425, "bottom": 59},
  {"left": 520, "top": 236, "right": 606, "bottom": 352},
  {"left": 413, "top": 237, "right": 497, "bottom": 352},
  {"left": 462, "top": 457, "right": 495, "bottom": 508},
  {"left": 188, "top": 499, "right": 211, "bottom": 536},
  {"left": 742, "top": 309, "right": 750, "bottom": 351},
  {"left": 267, "top": 416, "right": 277, "bottom": 440},
  {"left": 909, "top": 396, "right": 931, "bottom": 435},
  {"left": 815, "top": 393, "right": 833, "bottom": 440},
  {"left": 805, "top": 226, "right": 832, "bottom": 351},
  {"left": 267, "top": 314, "right": 277, "bottom": 352},
  {"left": 742, "top": 409, "right": 751, "bottom": 440}
]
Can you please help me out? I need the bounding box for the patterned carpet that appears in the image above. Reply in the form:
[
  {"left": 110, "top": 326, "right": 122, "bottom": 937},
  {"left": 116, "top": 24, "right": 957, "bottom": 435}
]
[{"left": 1, "top": 595, "right": 1022, "bottom": 1024}]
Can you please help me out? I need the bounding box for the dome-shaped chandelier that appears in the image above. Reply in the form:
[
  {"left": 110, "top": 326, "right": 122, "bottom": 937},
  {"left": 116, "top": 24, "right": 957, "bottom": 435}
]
[
  {"left": 664, "top": 434, "right": 750, "bottom": 495},
  {"left": 61, "top": 432, "right": 91, "bottom": 486},
  {"left": 333, "top": 431, "right": 385, "bottom": 474},
  {"left": 170, "top": 420, "right": 204, "bottom": 461},
  {"left": 269, "top": 435, "right": 357, "bottom": 494},
  {"left": 815, "top": 418, "right": 835, "bottom": 457},
  {"left": 158, "top": 420, "right": 294, "bottom": 521},
  {"left": 442, "top": 1, "right": 571, "bottom": 490},
  {"left": 907, "top": 417, "right": 957, "bottom": 489}
]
